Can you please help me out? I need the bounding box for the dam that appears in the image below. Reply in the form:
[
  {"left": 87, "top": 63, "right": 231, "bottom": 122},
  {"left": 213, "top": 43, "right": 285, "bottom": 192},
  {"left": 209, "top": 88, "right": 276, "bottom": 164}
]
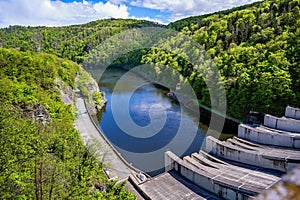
[
  {"left": 131, "top": 106, "right": 300, "bottom": 199},
  {"left": 76, "top": 69, "right": 300, "bottom": 199}
]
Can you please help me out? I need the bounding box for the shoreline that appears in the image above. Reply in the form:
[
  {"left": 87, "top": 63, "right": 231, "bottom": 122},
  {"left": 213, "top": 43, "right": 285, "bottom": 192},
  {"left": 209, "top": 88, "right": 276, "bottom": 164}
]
[{"left": 74, "top": 84, "right": 149, "bottom": 179}]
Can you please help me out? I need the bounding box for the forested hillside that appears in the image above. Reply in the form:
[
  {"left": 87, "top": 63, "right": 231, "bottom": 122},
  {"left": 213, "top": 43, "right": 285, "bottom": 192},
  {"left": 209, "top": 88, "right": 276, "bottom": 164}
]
[
  {"left": 0, "top": 1, "right": 299, "bottom": 120},
  {"left": 1, "top": 0, "right": 300, "bottom": 198},
  {"left": 167, "top": 1, "right": 263, "bottom": 31},
  {"left": 143, "top": 0, "right": 300, "bottom": 119},
  {"left": 0, "top": 19, "right": 162, "bottom": 63},
  {"left": 0, "top": 48, "right": 135, "bottom": 199}
]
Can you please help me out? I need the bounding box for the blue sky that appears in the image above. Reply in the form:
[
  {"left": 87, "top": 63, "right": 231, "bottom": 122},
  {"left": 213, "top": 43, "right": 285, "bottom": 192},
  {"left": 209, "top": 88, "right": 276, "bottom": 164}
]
[{"left": 0, "top": 0, "right": 261, "bottom": 28}]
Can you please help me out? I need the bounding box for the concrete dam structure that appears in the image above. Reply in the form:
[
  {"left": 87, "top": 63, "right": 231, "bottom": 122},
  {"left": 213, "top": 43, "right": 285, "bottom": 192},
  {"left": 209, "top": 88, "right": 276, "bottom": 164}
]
[
  {"left": 205, "top": 136, "right": 300, "bottom": 173},
  {"left": 152, "top": 106, "right": 300, "bottom": 200},
  {"left": 164, "top": 151, "right": 280, "bottom": 199},
  {"left": 239, "top": 106, "right": 300, "bottom": 148},
  {"left": 264, "top": 114, "right": 300, "bottom": 133},
  {"left": 238, "top": 124, "right": 300, "bottom": 148},
  {"left": 285, "top": 106, "right": 300, "bottom": 120},
  {"left": 82, "top": 95, "right": 300, "bottom": 199}
]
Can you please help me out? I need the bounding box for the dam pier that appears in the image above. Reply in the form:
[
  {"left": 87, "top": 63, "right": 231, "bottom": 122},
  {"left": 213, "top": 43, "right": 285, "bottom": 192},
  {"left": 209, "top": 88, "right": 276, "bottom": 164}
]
[{"left": 132, "top": 106, "right": 300, "bottom": 199}]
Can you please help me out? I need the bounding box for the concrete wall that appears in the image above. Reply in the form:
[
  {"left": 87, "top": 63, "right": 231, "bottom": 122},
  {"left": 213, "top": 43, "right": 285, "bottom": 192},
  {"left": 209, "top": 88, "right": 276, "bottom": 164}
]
[
  {"left": 285, "top": 106, "right": 300, "bottom": 120},
  {"left": 128, "top": 175, "right": 151, "bottom": 200},
  {"left": 204, "top": 136, "right": 298, "bottom": 173},
  {"left": 264, "top": 114, "right": 300, "bottom": 133},
  {"left": 164, "top": 151, "right": 254, "bottom": 200},
  {"left": 238, "top": 124, "right": 300, "bottom": 148}
]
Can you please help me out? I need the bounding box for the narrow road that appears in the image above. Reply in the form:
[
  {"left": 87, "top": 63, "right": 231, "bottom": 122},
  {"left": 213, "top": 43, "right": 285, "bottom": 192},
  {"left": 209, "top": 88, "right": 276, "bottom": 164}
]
[{"left": 74, "top": 89, "right": 133, "bottom": 179}]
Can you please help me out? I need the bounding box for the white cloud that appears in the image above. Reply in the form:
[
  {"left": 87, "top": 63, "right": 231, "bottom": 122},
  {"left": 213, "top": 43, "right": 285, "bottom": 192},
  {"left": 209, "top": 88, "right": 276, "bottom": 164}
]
[
  {"left": 109, "top": 0, "right": 130, "bottom": 4},
  {"left": 130, "top": 0, "right": 194, "bottom": 11},
  {"left": 0, "top": 0, "right": 130, "bottom": 27},
  {"left": 129, "top": 16, "right": 165, "bottom": 25},
  {"left": 109, "top": 0, "right": 261, "bottom": 22},
  {"left": 0, "top": 0, "right": 262, "bottom": 27},
  {"left": 128, "top": 0, "right": 260, "bottom": 13},
  {"left": 93, "top": 1, "right": 128, "bottom": 18}
]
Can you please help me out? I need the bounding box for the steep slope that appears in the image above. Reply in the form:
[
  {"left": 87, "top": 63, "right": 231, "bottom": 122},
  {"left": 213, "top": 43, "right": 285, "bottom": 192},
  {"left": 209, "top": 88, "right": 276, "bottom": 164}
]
[
  {"left": 0, "top": 48, "right": 135, "bottom": 199},
  {"left": 0, "top": 2, "right": 299, "bottom": 120},
  {"left": 142, "top": 0, "right": 300, "bottom": 119}
]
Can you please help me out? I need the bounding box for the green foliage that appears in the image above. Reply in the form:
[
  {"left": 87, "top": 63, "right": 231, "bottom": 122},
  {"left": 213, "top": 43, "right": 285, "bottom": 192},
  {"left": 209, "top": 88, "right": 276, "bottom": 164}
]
[
  {"left": 0, "top": 48, "right": 136, "bottom": 199},
  {"left": 1, "top": 2, "right": 299, "bottom": 197},
  {"left": 142, "top": 0, "right": 300, "bottom": 119},
  {"left": 167, "top": 1, "right": 262, "bottom": 31},
  {"left": 93, "top": 91, "right": 105, "bottom": 106},
  {"left": 91, "top": 0, "right": 300, "bottom": 120},
  {"left": 1, "top": 1, "right": 299, "bottom": 120},
  {"left": 0, "top": 19, "right": 163, "bottom": 63},
  {"left": 77, "top": 67, "right": 92, "bottom": 99}
]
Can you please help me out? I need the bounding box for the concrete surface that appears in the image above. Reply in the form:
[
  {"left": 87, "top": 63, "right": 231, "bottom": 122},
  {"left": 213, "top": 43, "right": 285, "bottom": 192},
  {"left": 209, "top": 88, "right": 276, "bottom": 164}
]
[
  {"left": 74, "top": 89, "right": 132, "bottom": 179},
  {"left": 264, "top": 114, "right": 300, "bottom": 133},
  {"left": 164, "top": 151, "right": 277, "bottom": 200},
  {"left": 285, "top": 106, "right": 300, "bottom": 120},
  {"left": 238, "top": 124, "right": 300, "bottom": 148},
  {"left": 204, "top": 136, "right": 300, "bottom": 173},
  {"left": 137, "top": 169, "right": 219, "bottom": 200}
]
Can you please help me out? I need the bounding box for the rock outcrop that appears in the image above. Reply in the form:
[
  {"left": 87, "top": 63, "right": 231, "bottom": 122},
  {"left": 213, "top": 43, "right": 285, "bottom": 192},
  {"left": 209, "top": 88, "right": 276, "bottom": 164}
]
[{"left": 22, "top": 104, "right": 51, "bottom": 125}]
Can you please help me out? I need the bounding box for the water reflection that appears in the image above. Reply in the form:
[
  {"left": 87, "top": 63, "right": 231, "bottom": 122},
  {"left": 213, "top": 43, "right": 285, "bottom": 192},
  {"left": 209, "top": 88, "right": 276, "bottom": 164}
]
[{"left": 91, "top": 67, "right": 225, "bottom": 176}]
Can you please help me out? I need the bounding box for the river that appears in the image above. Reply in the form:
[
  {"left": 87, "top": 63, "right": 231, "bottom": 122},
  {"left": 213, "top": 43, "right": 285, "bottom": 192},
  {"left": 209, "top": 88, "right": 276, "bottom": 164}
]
[{"left": 90, "top": 67, "right": 232, "bottom": 176}]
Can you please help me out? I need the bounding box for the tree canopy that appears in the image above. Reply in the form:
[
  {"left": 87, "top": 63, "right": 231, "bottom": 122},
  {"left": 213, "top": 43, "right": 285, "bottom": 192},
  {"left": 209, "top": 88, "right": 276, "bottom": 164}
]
[
  {"left": 0, "top": 48, "right": 136, "bottom": 199},
  {"left": 0, "top": 1, "right": 299, "bottom": 119},
  {"left": 143, "top": 0, "right": 300, "bottom": 119},
  {"left": 1, "top": 1, "right": 300, "bottom": 198}
]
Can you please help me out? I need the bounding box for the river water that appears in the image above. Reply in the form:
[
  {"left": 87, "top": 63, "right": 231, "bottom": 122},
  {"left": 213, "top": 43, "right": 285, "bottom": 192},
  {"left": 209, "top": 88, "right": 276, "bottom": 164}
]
[{"left": 91, "top": 67, "right": 229, "bottom": 176}]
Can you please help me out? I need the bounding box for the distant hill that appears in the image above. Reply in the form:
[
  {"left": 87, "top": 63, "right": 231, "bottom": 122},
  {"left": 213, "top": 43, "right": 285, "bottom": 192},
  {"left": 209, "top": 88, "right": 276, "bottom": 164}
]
[
  {"left": 0, "top": 19, "right": 163, "bottom": 63},
  {"left": 167, "top": 1, "right": 263, "bottom": 31}
]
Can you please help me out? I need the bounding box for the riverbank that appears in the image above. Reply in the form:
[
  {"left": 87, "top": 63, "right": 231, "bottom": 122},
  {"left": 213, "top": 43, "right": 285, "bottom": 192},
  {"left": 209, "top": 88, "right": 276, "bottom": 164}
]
[
  {"left": 92, "top": 67, "right": 236, "bottom": 176},
  {"left": 74, "top": 88, "right": 133, "bottom": 179},
  {"left": 76, "top": 67, "right": 107, "bottom": 115},
  {"left": 74, "top": 68, "right": 147, "bottom": 179}
]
